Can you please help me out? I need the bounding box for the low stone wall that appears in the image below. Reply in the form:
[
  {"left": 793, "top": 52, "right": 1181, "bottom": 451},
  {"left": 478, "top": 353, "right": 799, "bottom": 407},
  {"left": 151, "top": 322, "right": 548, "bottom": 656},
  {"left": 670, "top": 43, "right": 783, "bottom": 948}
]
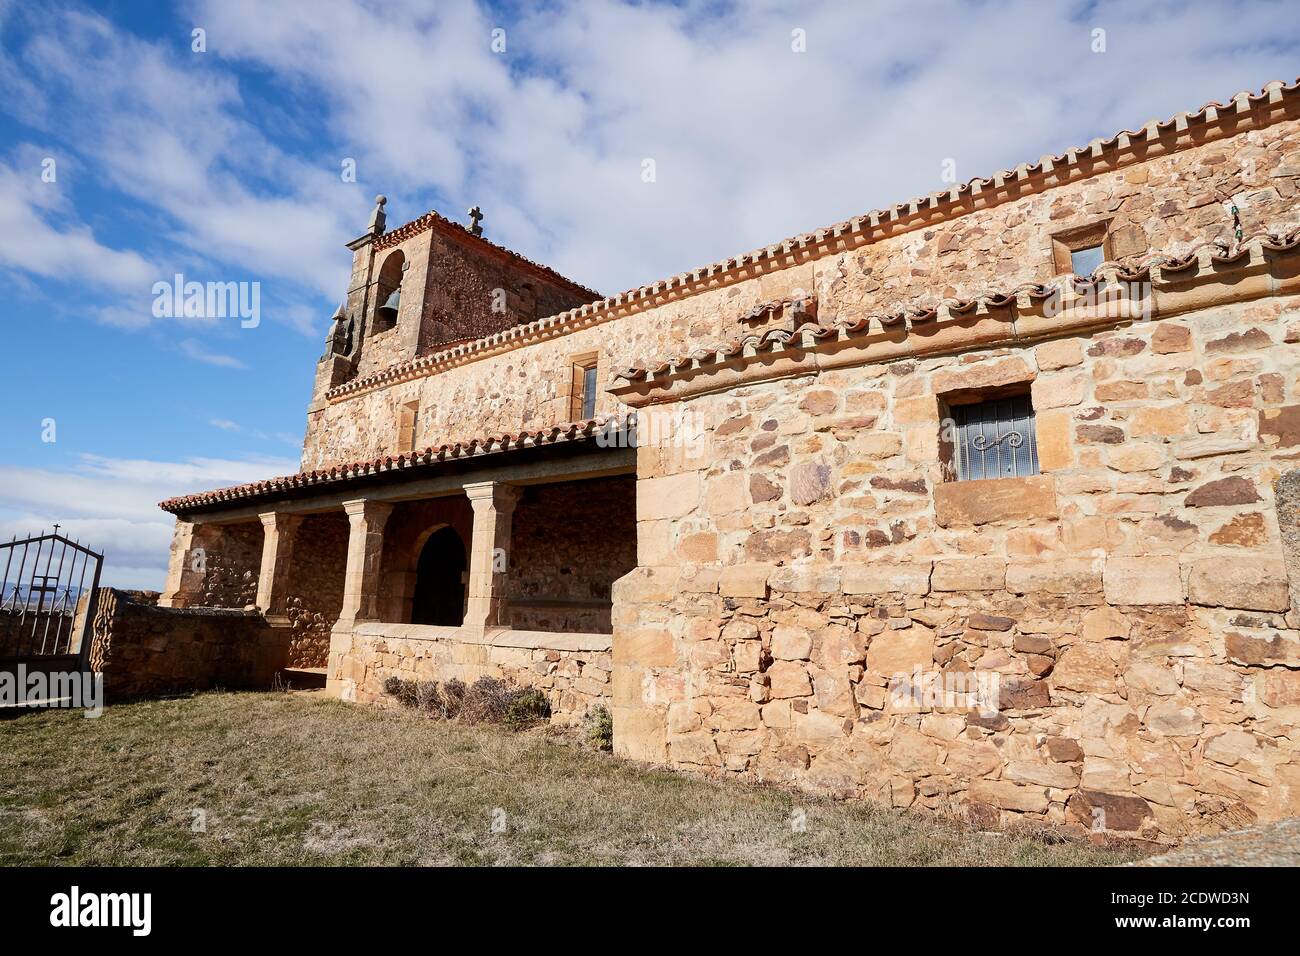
[
  {"left": 89, "top": 589, "right": 285, "bottom": 699},
  {"left": 328, "top": 622, "right": 611, "bottom": 724},
  {"left": 0, "top": 607, "right": 77, "bottom": 658}
]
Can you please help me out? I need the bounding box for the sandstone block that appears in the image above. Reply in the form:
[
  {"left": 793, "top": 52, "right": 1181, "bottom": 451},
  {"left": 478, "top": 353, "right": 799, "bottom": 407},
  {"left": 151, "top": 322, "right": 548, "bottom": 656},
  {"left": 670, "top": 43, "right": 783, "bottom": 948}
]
[
  {"left": 771, "top": 625, "right": 813, "bottom": 661},
  {"left": 968, "top": 779, "right": 1050, "bottom": 813},
  {"left": 1103, "top": 556, "right": 1184, "bottom": 605},
  {"left": 719, "top": 564, "right": 770, "bottom": 598},
  {"left": 1053, "top": 643, "right": 1118, "bottom": 693},
  {"left": 1005, "top": 759, "right": 1080, "bottom": 789},
  {"left": 1034, "top": 338, "right": 1083, "bottom": 371},
  {"left": 865, "top": 627, "right": 935, "bottom": 677},
  {"left": 1184, "top": 476, "right": 1262, "bottom": 508},
  {"left": 789, "top": 460, "right": 833, "bottom": 505},
  {"left": 843, "top": 561, "right": 932, "bottom": 595},
  {"left": 1188, "top": 557, "right": 1289, "bottom": 611},
  {"left": 767, "top": 661, "right": 813, "bottom": 698},
  {"left": 933, "top": 357, "right": 1034, "bottom": 395},
  {"left": 637, "top": 472, "right": 701, "bottom": 520},
  {"left": 932, "top": 557, "right": 1006, "bottom": 591},
  {"left": 1066, "top": 790, "right": 1151, "bottom": 831},
  {"left": 934, "top": 476, "right": 1058, "bottom": 527},
  {"left": 1031, "top": 370, "right": 1088, "bottom": 409},
  {"left": 1034, "top": 408, "right": 1074, "bottom": 472},
  {"left": 1144, "top": 699, "right": 1203, "bottom": 737},
  {"left": 1006, "top": 558, "right": 1102, "bottom": 595}
]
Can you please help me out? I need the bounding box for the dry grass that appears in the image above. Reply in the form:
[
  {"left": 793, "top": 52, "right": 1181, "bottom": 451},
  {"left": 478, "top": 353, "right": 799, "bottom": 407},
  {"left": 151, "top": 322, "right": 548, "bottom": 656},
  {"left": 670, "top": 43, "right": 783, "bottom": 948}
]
[{"left": 0, "top": 691, "right": 1144, "bottom": 866}]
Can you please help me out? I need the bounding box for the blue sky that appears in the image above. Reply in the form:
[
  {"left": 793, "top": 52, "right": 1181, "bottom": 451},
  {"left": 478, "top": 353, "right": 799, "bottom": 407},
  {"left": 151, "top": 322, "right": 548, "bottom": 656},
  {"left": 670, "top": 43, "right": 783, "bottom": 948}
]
[{"left": 2, "top": 0, "right": 1298, "bottom": 587}]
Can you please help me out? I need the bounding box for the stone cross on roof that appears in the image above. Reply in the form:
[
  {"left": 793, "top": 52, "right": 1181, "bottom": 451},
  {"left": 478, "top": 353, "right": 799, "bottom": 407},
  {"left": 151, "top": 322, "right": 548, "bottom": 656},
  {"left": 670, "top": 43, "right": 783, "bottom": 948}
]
[{"left": 468, "top": 205, "right": 484, "bottom": 237}]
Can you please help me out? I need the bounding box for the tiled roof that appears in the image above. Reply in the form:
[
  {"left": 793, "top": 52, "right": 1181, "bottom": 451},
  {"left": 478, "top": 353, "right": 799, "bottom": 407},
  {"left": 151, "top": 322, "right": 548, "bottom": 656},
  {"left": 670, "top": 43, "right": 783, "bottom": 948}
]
[
  {"left": 613, "top": 227, "right": 1300, "bottom": 387},
  {"left": 326, "top": 77, "right": 1300, "bottom": 403},
  {"left": 373, "top": 206, "right": 601, "bottom": 300},
  {"left": 159, "top": 417, "right": 625, "bottom": 515}
]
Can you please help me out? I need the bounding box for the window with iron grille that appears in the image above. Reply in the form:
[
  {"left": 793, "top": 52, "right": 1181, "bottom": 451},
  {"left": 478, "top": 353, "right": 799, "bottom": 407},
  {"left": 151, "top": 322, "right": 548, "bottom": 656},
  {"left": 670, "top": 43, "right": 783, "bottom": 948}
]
[{"left": 950, "top": 394, "right": 1039, "bottom": 480}]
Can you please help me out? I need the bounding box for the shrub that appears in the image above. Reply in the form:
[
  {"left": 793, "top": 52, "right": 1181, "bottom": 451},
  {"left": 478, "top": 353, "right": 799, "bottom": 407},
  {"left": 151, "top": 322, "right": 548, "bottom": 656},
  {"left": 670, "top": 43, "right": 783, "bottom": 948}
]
[
  {"left": 382, "top": 676, "right": 419, "bottom": 708},
  {"left": 381, "top": 673, "right": 548, "bottom": 731},
  {"left": 585, "top": 705, "right": 613, "bottom": 751},
  {"left": 440, "top": 678, "right": 466, "bottom": 719},
  {"left": 460, "top": 676, "right": 512, "bottom": 724},
  {"left": 413, "top": 681, "right": 442, "bottom": 715},
  {"left": 504, "top": 688, "right": 551, "bottom": 731}
]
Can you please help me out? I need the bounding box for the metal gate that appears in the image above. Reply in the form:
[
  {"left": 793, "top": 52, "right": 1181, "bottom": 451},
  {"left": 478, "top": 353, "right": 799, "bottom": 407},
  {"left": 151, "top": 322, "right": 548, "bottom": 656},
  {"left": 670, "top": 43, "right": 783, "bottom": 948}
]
[{"left": 0, "top": 528, "right": 103, "bottom": 668}]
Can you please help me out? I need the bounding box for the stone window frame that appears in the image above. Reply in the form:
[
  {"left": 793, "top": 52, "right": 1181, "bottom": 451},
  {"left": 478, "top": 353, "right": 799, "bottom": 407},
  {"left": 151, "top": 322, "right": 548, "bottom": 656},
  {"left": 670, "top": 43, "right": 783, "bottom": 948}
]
[
  {"left": 564, "top": 351, "right": 601, "bottom": 422},
  {"left": 395, "top": 399, "right": 420, "bottom": 455},
  {"left": 1050, "top": 220, "right": 1113, "bottom": 277},
  {"left": 938, "top": 383, "right": 1039, "bottom": 483}
]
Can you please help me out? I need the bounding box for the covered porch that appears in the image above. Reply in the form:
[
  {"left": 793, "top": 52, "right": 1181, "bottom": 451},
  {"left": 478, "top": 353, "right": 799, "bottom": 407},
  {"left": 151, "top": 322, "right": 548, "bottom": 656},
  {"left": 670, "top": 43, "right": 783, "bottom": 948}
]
[{"left": 157, "top": 422, "right": 635, "bottom": 719}]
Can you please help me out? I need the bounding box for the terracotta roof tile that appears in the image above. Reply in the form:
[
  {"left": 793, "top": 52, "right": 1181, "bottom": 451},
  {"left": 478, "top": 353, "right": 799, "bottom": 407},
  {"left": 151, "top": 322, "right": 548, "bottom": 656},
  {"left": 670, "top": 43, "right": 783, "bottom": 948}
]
[
  {"left": 613, "top": 227, "right": 1300, "bottom": 386},
  {"left": 160, "top": 417, "right": 626, "bottom": 515}
]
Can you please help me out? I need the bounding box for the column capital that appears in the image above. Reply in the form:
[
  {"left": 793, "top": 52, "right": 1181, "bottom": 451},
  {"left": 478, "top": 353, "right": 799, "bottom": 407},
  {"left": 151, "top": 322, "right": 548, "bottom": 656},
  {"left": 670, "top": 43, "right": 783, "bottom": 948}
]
[
  {"left": 258, "top": 510, "right": 304, "bottom": 531},
  {"left": 342, "top": 498, "right": 394, "bottom": 522},
  {"left": 464, "top": 481, "right": 521, "bottom": 514}
]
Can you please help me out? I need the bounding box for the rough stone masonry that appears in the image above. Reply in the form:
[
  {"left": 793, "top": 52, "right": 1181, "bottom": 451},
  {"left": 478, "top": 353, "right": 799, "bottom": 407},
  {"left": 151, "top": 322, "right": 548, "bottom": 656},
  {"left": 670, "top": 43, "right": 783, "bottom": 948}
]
[{"left": 157, "top": 78, "right": 1300, "bottom": 843}]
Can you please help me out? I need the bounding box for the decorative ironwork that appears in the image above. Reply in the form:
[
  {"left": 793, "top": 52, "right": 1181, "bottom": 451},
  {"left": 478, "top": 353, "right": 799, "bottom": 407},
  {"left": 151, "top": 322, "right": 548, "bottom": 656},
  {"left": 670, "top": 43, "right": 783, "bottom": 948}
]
[
  {"left": 0, "top": 530, "right": 103, "bottom": 665},
  {"left": 952, "top": 395, "right": 1039, "bottom": 480},
  {"left": 970, "top": 429, "right": 1025, "bottom": 451}
]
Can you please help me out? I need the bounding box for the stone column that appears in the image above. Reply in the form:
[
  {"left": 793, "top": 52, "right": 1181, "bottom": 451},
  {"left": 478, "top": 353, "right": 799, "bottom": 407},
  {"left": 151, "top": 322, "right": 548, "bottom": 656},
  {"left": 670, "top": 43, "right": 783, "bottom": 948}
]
[
  {"left": 463, "top": 482, "right": 521, "bottom": 630},
  {"left": 158, "top": 520, "right": 218, "bottom": 608},
  {"left": 338, "top": 499, "right": 393, "bottom": 624},
  {"left": 256, "top": 511, "right": 303, "bottom": 617}
]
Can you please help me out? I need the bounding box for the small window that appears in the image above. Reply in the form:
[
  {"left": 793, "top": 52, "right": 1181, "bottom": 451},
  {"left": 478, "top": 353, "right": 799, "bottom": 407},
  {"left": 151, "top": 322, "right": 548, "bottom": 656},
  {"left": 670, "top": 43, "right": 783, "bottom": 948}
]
[
  {"left": 581, "top": 365, "right": 598, "bottom": 419},
  {"left": 1051, "top": 222, "right": 1110, "bottom": 277},
  {"left": 568, "top": 352, "right": 599, "bottom": 421},
  {"left": 950, "top": 394, "right": 1039, "bottom": 480},
  {"left": 1070, "top": 244, "right": 1105, "bottom": 277}
]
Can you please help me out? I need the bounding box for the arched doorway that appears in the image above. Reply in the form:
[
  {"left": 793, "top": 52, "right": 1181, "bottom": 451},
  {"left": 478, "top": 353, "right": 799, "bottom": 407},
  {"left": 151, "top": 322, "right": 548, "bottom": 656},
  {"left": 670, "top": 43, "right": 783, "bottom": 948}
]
[{"left": 411, "top": 526, "right": 466, "bottom": 626}]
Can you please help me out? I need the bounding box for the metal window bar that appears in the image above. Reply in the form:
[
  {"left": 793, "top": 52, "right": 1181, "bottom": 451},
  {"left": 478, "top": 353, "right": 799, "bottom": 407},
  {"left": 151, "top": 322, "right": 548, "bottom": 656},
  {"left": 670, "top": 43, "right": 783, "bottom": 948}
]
[
  {"left": 953, "top": 395, "right": 1039, "bottom": 480},
  {"left": 581, "top": 365, "right": 598, "bottom": 420}
]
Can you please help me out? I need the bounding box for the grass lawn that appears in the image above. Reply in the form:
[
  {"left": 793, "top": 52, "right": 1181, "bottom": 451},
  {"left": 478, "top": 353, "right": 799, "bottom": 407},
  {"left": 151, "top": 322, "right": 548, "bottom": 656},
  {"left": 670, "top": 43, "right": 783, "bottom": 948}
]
[{"left": 0, "top": 691, "right": 1144, "bottom": 866}]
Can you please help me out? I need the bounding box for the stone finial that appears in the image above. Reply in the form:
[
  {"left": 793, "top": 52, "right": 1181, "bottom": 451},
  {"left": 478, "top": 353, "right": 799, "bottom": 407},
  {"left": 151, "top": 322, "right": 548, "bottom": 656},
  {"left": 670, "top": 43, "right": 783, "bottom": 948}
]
[
  {"left": 368, "top": 194, "right": 388, "bottom": 235},
  {"left": 468, "top": 205, "right": 484, "bottom": 237}
]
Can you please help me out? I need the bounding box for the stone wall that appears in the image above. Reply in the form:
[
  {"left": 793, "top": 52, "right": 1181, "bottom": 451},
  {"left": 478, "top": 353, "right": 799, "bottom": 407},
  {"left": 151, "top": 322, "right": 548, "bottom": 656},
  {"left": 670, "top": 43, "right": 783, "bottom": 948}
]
[
  {"left": 281, "top": 513, "right": 349, "bottom": 668},
  {"left": 0, "top": 606, "right": 82, "bottom": 658},
  {"left": 196, "top": 521, "right": 262, "bottom": 608},
  {"left": 88, "top": 589, "right": 285, "bottom": 699},
  {"left": 301, "top": 108, "right": 1300, "bottom": 471},
  {"left": 613, "top": 289, "right": 1300, "bottom": 843},
  {"left": 329, "top": 622, "right": 611, "bottom": 725},
  {"left": 509, "top": 476, "right": 637, "bottom": 633}
]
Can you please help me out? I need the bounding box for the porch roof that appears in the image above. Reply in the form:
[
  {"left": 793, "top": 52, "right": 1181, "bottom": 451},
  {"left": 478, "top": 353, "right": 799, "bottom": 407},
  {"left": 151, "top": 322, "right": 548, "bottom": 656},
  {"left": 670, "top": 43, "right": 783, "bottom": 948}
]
[{"left": 159, "top": 417, "right": 628, "bottom": 517}]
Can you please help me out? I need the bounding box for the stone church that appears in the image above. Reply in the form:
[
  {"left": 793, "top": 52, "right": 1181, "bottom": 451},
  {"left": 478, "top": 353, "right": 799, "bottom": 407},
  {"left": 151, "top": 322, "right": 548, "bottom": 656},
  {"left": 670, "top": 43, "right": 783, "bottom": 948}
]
[{"left": 157, "top": 78, "right": 1300, "bottom": 842}]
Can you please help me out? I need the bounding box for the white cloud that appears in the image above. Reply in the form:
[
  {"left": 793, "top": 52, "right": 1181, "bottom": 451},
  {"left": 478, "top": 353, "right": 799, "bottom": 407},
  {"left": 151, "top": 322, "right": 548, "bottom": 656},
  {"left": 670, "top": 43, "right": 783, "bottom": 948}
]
[
  {"left": 186, "top": 0, "right": 1300, "bottom": 295},
  {"left": 0, "top": 452, "right": 298, "bottom": 590},
  {"left": 178, "top": 337, "right": 247, "bottom": 369},
  {"left": 0, "top": 159, "right": 156, "bottom": 293}
]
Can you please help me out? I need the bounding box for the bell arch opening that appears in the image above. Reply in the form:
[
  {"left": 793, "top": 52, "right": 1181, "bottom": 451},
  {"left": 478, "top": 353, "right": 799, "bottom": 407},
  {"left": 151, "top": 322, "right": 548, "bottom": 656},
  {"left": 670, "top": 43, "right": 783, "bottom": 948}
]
[
  {"left": 373, "top": 249, "right": 405, "bottom": 334},
  {"left": 411, "top": 525, "right": 466, "bottom": 626}
]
